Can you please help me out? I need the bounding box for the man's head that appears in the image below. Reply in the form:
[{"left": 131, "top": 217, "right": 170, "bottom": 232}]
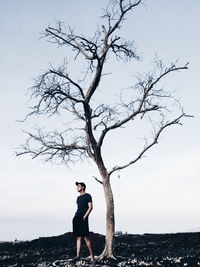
[{"left": 75, "top": 182, "right": 86, "bottom": 192}]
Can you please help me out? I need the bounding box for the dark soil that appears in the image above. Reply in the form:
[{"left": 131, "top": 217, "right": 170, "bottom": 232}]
[{"left": 0, "top": 232, "right": 200, "bottom": 266}]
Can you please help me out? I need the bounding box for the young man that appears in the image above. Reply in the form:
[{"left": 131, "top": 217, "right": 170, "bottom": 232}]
[{"left": 72, "top": 182, "right": 95, "bottom": 262}]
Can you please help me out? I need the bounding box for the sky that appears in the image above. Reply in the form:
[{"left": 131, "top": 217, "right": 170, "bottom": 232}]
[{"left": 0, "top": 0, "right": 200, "bottom": 241}]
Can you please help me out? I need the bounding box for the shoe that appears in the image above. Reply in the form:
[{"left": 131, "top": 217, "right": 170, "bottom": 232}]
[{"left": 69, "top": 256, "right": 80, "bottom": 263}]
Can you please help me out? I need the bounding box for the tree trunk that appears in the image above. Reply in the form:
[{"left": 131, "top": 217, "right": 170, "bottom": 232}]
[
  {"left": 99, "top": 176, "right": 115, "bottom": 259},
  {"left": 94, "top": 153, "right": 115, "bottom": 258}
]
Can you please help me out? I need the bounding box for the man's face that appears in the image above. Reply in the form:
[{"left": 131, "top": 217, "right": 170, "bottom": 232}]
[{"left": 77, "top": 184, "right": 84, "bottom": 192}]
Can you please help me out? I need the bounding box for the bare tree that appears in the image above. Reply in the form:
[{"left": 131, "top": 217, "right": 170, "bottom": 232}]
[{"left": 17, "top": 0, "right": 190, "bottom": 258}]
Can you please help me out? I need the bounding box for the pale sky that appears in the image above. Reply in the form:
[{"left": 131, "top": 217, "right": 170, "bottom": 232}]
[{"left": 0, "top": 0, "right": 200, "bottom": 241}]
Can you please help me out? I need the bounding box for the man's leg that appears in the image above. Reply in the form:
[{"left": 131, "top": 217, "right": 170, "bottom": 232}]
[
  {"left": 84, "top": 236, "right": 95, "bottom": 261},
  {"left": 76, "top": 236, "right": 82, "bottom": 258}
]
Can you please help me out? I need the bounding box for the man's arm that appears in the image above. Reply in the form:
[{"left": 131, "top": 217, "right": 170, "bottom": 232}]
[{"left": 83, "top": 202, "right": 93, "bottom": 220}]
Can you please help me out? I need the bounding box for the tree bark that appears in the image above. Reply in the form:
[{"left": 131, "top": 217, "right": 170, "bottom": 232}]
[
  {"left": 99, "top": 175, "right": 115, "bottom": 259},
  {"left": 93, "top": 150, "right": 115, "bottom": 258}
]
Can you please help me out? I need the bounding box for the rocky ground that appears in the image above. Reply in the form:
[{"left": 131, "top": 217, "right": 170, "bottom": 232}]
[{"left": 0, "top": 232, "right": 200, "bottom": 266}]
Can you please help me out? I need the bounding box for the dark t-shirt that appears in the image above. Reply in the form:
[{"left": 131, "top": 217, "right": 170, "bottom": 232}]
[{"left": 75, "top": 193, "right": 92, "bottom": 217}]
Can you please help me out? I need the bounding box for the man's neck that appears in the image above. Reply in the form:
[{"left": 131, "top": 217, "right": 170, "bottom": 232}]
[{"left": 79, "top": 191, "right": 86, "bottom": 195}]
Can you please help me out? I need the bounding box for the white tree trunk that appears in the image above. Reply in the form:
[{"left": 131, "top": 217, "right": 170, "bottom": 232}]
[{"left": 99, "top": 178, "right": 115, "bottom": 259}]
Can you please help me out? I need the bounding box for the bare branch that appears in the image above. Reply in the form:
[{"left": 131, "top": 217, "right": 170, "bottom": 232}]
[
  {"left": 41, "top": 2, "right": 143, "bottom": 106},
  {"left": 108, "top": 113, "right": 191, "bottom": 175},
  {"left": 16, "top": 129, "right": 87, "bottom": 165},
  {"left": 110, "top": 38, "right": 139, "bottom": 61},
  {"left": 98, "top": 61, "right": 189, "bottom": 147},
  {"left": 45, "top": 25, "right": 100, "bottom": 61},
  {"left": 93, "top": 176, "right": 103, "bottom": 185},
  {"left": 49, "top": 69, "right": 85, "bottom": 100},
  {"left": 103, "top": 0, "right": 142, "bottom": 37},
  {"left": 28, "top": 67, "right": 85, "bottom": 117},
  {"left": 147, "top": 62, "right": 189, "bottom": 93},
  {"left": 92, "top": 104, "right": 119, "bottom": 131},
  {"left": 98, "top": 105, "right": 160, "bottom": 147}
]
